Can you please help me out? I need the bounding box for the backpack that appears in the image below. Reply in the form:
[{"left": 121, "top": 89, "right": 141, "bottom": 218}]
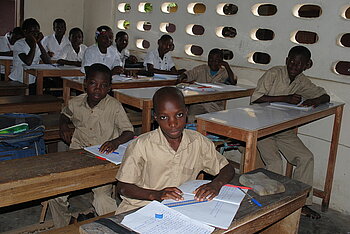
[{"left": 0, "top": 113, "right": 46, "bottom": 161}]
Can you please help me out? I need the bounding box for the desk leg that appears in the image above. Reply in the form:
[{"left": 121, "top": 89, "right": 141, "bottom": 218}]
[
  {"left": 243, "top": 132, "right": 258, "bottom": 173},
  {"left": 261, "top": 208, "right": 301, "bottom": 234},
  {"left": 196, "top": 119, "right": 207, "bottom": 136},
  {"left": 36, "top": 72, "right": 44, "bottom": 95},
  {"left": 322, "top": 105, "right": 343, "bottom": 211},
  {"left": 63, "top": 79, "right": 70, "bottom": 105},
  {"left": 141, "top": 106, "right": 152, "bottom": 133},
  {"left": 5, "top": 61, "right": 10, "bottom": 81}
]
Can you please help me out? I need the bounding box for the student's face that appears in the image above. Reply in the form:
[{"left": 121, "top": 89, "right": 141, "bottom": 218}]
[
  {"left": 154, "top": 98, "right": 187, "bottom": 141},
  {"left": 69, "top": 31, "right": 83, "bottom": 47},
  {"left": 97, "top": 30, "right": 113, "bottom": 49},
  {"left": 208, "top": 53, "right": 223, "bottom": 71},
  {"left": 25, "top": 25, "right": 40, "bottom": 40},
  {"left": 85, "top": 72, "right": 111, "bottom": 106},
  {"left": 53, "top": 22, "right": 66, "bottom": 37},
  {"left": 286, "top": 54, "right": 310, "bottom": 79},
  {"left": 159, "top": 38, "right": 174, "bottom": 54},
  {"left": 9, "top": 32, "right": 23, "bottom": 45},
  {"left": 115, "top": 34, "right": 128, "bottom": 50}
]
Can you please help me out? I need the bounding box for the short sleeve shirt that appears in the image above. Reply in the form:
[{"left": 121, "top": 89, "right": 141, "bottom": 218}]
[
  {"left": 185, "top": 64, "right": 231, "bottom": 83},
  {"left": 81, "top": 44, "right": 122, "bottom": 73},
  {"left": 9, "top": 38, "right": 41, "bottom": 84},
  {"left": 116, "top": 47, "right": 129, "bottom": 67},
  {"left": 62, "top": 93, "right": 134, "bottom": 149},
  {"left": 143, "top": 49, "right": 175, "bottom": 71},
  {"left": 60, "top": 43, "right": 87, "bottom": 62},
  {"left": 41, "top": 34, "right": 70, "bottom": 60},
  {"left": 251, "top": 66, "right": 327, "bottom": 103},
  {"left": 115, "top": 128, "right": 229, "bottom": 213}
]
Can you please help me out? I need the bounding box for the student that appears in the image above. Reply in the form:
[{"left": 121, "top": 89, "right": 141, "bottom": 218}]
[
  {"left": 0, "top": 27, "right": 24, "bottom": 56},
  {"left": 143, "top": 35, "right": 185, "bottom": 75},
  {"left": 115, "top": 31, "right": 138, "bottom": 66},
  {"left": 41, "top": 18, "right": 70, "bottom": 60},
  {"left": 81, "top": 26, "right": 122, "bottom": 75},
  {"left": 251, "top": 45, "right": 330, "bottom": 219},
  {"left": 116, "top": 86, "right": 234, "bottom": 214},
  {"left": 49, "top": 63, "right": 134, "bottom": 228},
  {"left": 179, "top": 48, "right": 238, "bottom": 122},
  {"left": 9, "top": 18, "right": 51, "bottom": 87},
  {"left": 57, "top": 27, "right": 87, "bottom": 67}
]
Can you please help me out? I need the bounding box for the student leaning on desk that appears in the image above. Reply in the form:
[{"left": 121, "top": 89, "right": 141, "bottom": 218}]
[
  {"left": 251, "top": 45, "right": 330, "bottom": 219},
  {"left": 115, "top": 86, "right": 234, "bottom": 214},
  {"left": 49, "top": 63, "right": 134, "bottom": 228}
]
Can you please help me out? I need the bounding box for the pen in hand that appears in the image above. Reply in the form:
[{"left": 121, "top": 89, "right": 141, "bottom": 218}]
[{"left": 238, "top": 187, "right": 262, "bottom": 207}]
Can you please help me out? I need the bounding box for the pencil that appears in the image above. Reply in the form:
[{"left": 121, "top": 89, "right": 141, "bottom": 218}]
[{"left": 238, "top": 187, "right": 262, "bottom": 207}]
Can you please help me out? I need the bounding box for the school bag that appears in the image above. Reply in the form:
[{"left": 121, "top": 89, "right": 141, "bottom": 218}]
[{"left": 0, "top": 113, "right": 46, "bottom": 161}]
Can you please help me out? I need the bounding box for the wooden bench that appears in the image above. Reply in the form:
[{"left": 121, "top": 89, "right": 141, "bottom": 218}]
[{"left": 0, "top": 81, "right": 27, "bottom": 96}]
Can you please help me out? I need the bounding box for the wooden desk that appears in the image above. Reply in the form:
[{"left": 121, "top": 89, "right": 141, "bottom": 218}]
[
  {"left": 114, "top": 85, "right": 255, "bottom": 133},
  {"left": 0, "top": 95, "right": 62, "bottom": 113},
  {"left": 48, "top": 169, "right": 310, "bottom": 234},
  {"left": 0, "top": 56, "right": 13, "bottom": 81},
  {"left": 0, "top": 150, "right": 118, "bottom": 208},
  {"left": 196, "top": 103, "right": 344, "bottom": 211},
  {"left": 0, "top": 80, "right": 27, "bottom": 96},
  {"left": 62, "top": 76, "right": 178, "bottom": 105},
  {"left": 23, "top": 64, "right": 84, "bottom": 95}
]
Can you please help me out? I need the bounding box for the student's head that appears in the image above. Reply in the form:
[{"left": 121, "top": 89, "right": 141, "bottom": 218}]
[
  {"left": 84, "top": 63, "right": 112, "bottom": 106},
  {"left": 286, "top": 46, "right": 312, "bottom": 80},
  {"left": 53, "top": 18, "right": 66, "bottom": 37},
  {"left": 153, "top": 87, "right": 187, "bottom": 140},
  {"left": 69, "top": 27, "right": 83, "bottom": 47},
  {"left": 158, "top": 35, "right": 174, "bottom": 54},
  {"left": 208, "top": 48, "right": 224, "bottom": 72},
  {"left": 21, "top": 18, "right": 40, "bottom": 39},
  {"left": 9, "top": 27, "right": 24, "bottom": 45},
  {"left": 115, "top": 31, "right": 128, "bottom": 51},
  {"left": 95, "top": 25, "right": 113, "bottom": 49}
]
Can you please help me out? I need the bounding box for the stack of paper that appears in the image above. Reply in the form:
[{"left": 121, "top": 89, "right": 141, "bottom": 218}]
[{"left": 270, "top": 102, "right": 313, "bottom": 111}]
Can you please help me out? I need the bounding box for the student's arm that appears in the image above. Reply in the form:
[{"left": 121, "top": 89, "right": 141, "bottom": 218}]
[
  {"left": 117, "top": 181, "right": 184, "bottom": 201},
  {"left": 36, "top": 33, "right": 51, "bottom": 64},
  {"left": 125, "top": 55, "right": 138, "bottom": 64},
  {"left": 147, "top": 63, "right": 184, "bottom": 75},
  {"left": 57, "top": 59, "right": 81, "bottom": 67},
  {"left": 194, "top": 162, "right": 235, "bottom": 201},
  {"left": 221, "top": 61, "right": 237, "bottom": 85},
  {"left": 0, "top": 51, "right": 13, "bottom": 56},
  {"left": 111, "top": 66, "right": 124, "bottom": 75},
  {"left": 18, "top": 35, "right": 37, "bottom": 65},
  {"left": 253, "top": 94, "right": 302, "bottom": 105},
  {"left": 59, "top": 113, "right": 74, "bottom": 145},
  {"left": 99, "top": 130, "right": 134, "bottom": 154},
  {"left": 301, "top": 93, "right": 330, "bottom": 107}
]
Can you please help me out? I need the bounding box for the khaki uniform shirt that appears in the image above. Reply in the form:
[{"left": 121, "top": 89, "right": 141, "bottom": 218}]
[
  {"left": 115, "top": 128, "right": 229, "bottom": 214},
  {"left": 251, "top": 66, "right": 327, "bottom": 103},
  {"left": 62, "top": 93, "right": 134, "bottom": 149},
  {"left": 185, "top": 64, "right": 229, "bottom": 83}
]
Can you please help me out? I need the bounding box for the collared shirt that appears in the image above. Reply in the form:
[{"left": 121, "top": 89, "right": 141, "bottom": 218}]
[
  {"left": 116, "top": 128, "right": 229, "bottom": 214},
  {"left": 62, "top": 93, "right": 134, "bottom": 149},
  {"left": 9, "top": 38, "right": 41, "bottom": 84},
  {"left": 251, "top": 66, "right": 327, "bottom": 103},
  {"left": 116, "top": 47, "right": 129, "bottom": 67},
  {"left": 81, "top": 44, "right": 122, "bottom": 73},
  {"left": 0, "top": 35, "right": 12, "bottom": 52},
  {"left": 143, "top": 49, "right": 175, "bottom": 71},
  {"left": 184, "top": 64, "right": 235, "bottom": 83},
  {"left": 41, "top": 34, "right": 70, "bottom": 60},
  {"left": 60, "top": 43, "right": 87, "bottom": 62}
]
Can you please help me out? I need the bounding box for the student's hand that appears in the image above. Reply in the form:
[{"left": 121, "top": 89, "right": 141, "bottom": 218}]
[
  {"left": 36, "top": 32, "right": 44, "bottom": 42},
  {"left": 220, "top": 61, "right": 230, "bottom": 69},
  {"left": 127, "top": 55, "right": 138, "bottom": 64},
  {"left": 59, "top": 125, "right": 74, "bottom": 145},
  {"left": 177, "top": 68, "right": 187, "bottom": 74},
  {"left": 26, "top": 35, "right": 37, "bottom": 49},
  {"left": 194, "top": 182, "right": 222, "bottom": 201},
  {"left": 300, "top": 98, "right": 320, "bottom": 107},
  {"left": 113, "top": 66, "right": 124, "bottom": 75},
  {"left": 286, "top": 94, "right": 302, "bottom": 104},
  {"left": 99, "top": 140, "right": 120, "bottom": 154},
  {"left": 48, "top": 51, "right": 55, "bottom": 58},
  {"left": 155, "top": 187, "right": 184, "bottom": 201},
  {"left": 57, "top": 59, "right": 65, "bottom": 65}
]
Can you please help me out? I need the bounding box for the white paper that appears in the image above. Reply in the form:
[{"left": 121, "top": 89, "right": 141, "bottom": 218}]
[
  {"left": 83, "top": 140, "right": 133, "bottom": 165},
  {"left": 194, "top": 82, "right": 246, "bottom": 91},
  {"left": 270, "top": 102, "right": 313, "bottom": 111},
  {"left": 121, "top": 201, "right": 214, "bottom": 234},
  {"left": 112, "top": 74, "right": 133, "bottom": 81},
  {"left": 153, "top": 73, "right": 178, "bottom": 80}
]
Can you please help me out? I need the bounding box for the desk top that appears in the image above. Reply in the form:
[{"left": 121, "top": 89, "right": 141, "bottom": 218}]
[
  {"left": 0, "top": 56, "right": 13, "bottom": 61},
  {"left": 196, "top": 102, "right": 344, "bottom": 131},
  {"left": 24, "top": 64, "right": 81, "bottom": 71}
]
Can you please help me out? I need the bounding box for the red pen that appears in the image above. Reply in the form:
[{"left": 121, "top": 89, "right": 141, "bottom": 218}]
[{"left": 224, "top": 184, "right": 252, "bottom": 190}]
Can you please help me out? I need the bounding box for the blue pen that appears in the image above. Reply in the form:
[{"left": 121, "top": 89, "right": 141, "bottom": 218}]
[
  {"left": 238, "top": 187, "right": 262, "bottom": 207},
  {"left": 98, "top": 148, "right": 119, "bottom": 155}
]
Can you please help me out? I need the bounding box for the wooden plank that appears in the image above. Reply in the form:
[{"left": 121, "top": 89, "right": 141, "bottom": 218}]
[{"left": 0, "top": 81, "right": 27, "bottom": 96}]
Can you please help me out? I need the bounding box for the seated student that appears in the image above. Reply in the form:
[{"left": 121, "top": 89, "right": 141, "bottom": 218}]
[
  {"left": 251, "top": 45, "right": 330, "bottom": 219},
  {"left": 81, "top": 26, "right": 122, "bottom": 75},
  {"left": 57, "top": 27, "right": 87, "bottom": 67},
  {"left": 9, "top": 18, "right": 51, "bottom": 90},
  {"left": 0, "top": 27, "right": 24, "bottom": 56},
  {"left": 115, "top": 31, "right": 138, "bottom": 66},
  {"left": 41, "top": 18, "right": 70, "bottom": 60},
  {"left": 143, "top": 35, "right": 185, "bottom": 75},
  {"left": 179, "top": 48, "right": 238, "bottom": 122},
  {"left": 116, "top": 86, "right": 234, "bottom": 214},
  {"left": 49, "top": 63, "right": 134, "bottom": 228}
]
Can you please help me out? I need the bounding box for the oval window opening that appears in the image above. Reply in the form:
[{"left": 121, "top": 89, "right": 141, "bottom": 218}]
[
  {"left": 117, "top": 20, "right": 130, "bottom": 30},
  {"left": 256, "top": 4, "right": 277, "bottom": 16},
  {"left": 295, "top": 31, "right": 318, "bottom": 44},
  {"left": 256, "top": 29, "right": 274, "bottom": 40},
  {"left": 118, "top": 3, "right": 131, "bottom": 13},
  {"left": 137, "top": 21, "right": 151, "bottom": 31},
  {"left": 334, "top": 61, "right": 350, "bottom": 76},
  {"left": 186, "top": 24, "right": 204, "bottom": 36},
  {"left": 345, "top": 7, "right": 350, "bottom": 19},
  {"left": 188, "top": 3, "right": 206, "bottom": 14},
  {"left": 136, "top": 39, "right": 150, "bottom": 49},
  {"left": 249, "top": 52, "right": 271, "bottom": 65},
  {"left": 161, "top": 2, "right": 178, "bottom": 13},
  {"left": 298, "top": 5, "right": 322, "bottom": 18},
  {"left": 138, "top": 2, "right": 153, "bottom": 13},
  {"left": 185, "top": 45, "right": 203, "bottom": 56},
  {"left": 340, "top": 33, "right": 350, "bottom": 47},
  {"left": 160, "top": 23, "right": 176, "bottom": 33},
  {"left": 222, "top": 49, "right": 234, "bottom": 60},
  {"left": 216, "top": 3, "right": 238, "bottom": 15}
]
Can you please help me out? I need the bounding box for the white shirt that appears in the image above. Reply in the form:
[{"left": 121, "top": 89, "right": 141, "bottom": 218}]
[
  {"left": 143, "top": 49, "right": 175, "bottom": 71},
  {"left": 115, "top": 47, "right": 129, "bottom": 67},
  {"left": 0, "top": 35, "right": 12, "bottom": 52},
  {"left": 81, "top": 44, "right": 122, "bottom": 73},
  {"left": 9, "top": 38, "right": 42, "bottom": 84},
  {"left": 41, "top": 34, "right": 70, "bottom": 60},
  {"left": 60, "top": 43, "right": 87, "bottom": 62}
]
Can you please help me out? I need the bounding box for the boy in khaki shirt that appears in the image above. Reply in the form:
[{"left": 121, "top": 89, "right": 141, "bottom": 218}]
[
  {"left": 251, "top": 46, "right": 329, "bottom": 219},
  {"left": 49, "top": 63, "right": 134, "bottom": 228},
  {"left": 116, "top": 87, "right": 234, "bottom": 214}
]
